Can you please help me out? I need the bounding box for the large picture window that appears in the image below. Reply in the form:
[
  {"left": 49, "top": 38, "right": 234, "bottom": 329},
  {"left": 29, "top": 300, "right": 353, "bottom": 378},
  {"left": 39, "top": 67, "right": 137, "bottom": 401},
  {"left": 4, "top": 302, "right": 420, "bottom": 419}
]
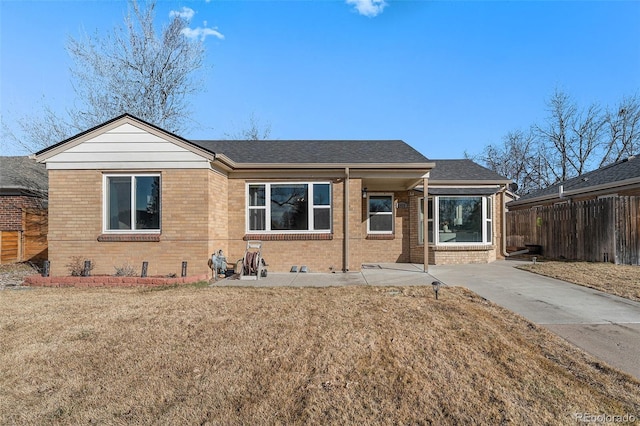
[
  {"left": 367, "top": 194, "right": 394, "bottom": 234},
  {"left": 247, "top": 182, "right": 331, "bottom": 232},
  {"left": 104, "top": 174, "right": 160, "bottom": 232},
  {"left": 419, "top": 196, "right": 492, "bottom": 245}
]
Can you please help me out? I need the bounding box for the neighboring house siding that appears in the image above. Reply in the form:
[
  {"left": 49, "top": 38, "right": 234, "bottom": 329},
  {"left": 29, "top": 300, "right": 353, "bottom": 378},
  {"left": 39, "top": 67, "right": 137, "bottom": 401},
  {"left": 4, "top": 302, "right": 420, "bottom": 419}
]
[{"left": 0, "top": 196, "right": 33, "bottom": 231}]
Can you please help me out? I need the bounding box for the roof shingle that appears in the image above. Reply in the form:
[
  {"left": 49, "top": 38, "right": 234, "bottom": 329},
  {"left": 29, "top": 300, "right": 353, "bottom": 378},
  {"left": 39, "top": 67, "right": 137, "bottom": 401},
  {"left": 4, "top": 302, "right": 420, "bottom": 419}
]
[{"left": 190, "top": 140, "right": 430, "bottom": 164}]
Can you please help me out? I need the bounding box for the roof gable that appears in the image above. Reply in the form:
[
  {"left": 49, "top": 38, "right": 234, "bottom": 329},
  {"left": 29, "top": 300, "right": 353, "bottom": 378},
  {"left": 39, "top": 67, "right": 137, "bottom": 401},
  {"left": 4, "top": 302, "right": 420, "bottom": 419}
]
[{"left": 35, "top": 114, "right": 214, "bottom": 170}]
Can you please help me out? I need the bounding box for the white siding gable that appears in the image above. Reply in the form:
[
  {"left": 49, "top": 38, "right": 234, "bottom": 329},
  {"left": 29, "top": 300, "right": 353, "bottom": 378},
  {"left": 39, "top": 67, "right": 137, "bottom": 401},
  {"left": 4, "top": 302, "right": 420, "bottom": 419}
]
[{"left": 44, "top": 123, "right": 210, "bottom": 170}]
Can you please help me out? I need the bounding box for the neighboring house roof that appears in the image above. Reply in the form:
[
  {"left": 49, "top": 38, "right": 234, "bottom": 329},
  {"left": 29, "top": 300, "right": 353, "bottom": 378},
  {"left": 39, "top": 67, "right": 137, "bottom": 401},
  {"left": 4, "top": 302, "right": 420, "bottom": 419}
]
[
  {"left": 190, "top": 140, "right": 430, "bottom": 164},
  {"left": 509, "top": 155, "right": 640, "bottom": 208},
  {"left": 0, "top": 156, "right": 48, "bottom": 196}
]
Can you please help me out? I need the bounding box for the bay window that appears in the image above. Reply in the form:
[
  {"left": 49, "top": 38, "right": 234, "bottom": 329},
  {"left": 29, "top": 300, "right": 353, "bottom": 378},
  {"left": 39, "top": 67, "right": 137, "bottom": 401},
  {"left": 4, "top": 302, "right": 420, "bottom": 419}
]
[
  {"left": 419, "top": 196, "right": 492, "bottom": 244},
  {"left": 247, "top": 182, "right": 331, "bottom": 232},
  {"left": 104, "top": 174, "right": 160, "bottom": 232}
]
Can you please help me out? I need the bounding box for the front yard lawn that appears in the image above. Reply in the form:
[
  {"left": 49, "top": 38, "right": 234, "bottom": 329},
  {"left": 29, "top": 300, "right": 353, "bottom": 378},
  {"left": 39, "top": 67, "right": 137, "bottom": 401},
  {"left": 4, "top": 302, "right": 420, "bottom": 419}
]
[
  {"left": 1, "top": 285, "right": 638, "bottom": 424},
  {"left": 518, "top": 261, "right": 640, "bottom": 302}
]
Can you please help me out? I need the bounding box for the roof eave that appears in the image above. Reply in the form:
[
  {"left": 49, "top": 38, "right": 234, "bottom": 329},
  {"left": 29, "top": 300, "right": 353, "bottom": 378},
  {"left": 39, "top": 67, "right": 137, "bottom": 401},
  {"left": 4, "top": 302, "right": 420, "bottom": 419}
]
[
  {"left": 428, "top": 179, "right": 512, "bottom": 185},
  {"left": 216, "top": 161, "right": 435, "bottom": 170}
]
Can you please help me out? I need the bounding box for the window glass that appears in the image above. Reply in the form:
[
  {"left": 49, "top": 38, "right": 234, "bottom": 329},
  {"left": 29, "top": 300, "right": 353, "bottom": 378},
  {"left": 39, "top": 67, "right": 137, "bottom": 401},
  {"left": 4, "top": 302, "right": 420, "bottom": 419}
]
[
  {"left": 439, "top": 197, "right": 482, "bottom": 243},
  {"left": 249, "top": 185, "right": 265, "bottom": 206},
  {"left": 106, "top": 175, "right": 160, "bottom": 232},
  {"left": 313, "top": 184, "right": 330, "bottom": 205},
  {"left": 418, "top": 197, "right": 434, "bottom": 244},
  {"left": 135, "top": 176, "right": 160, "bottom": 229},
  {"left": 313, "top": 209, "right": 331, "bottom": 230},
  {"left": 368, "top": 195, "right": 393, "bottom": 233},
  {"left": 108, "top": 176, "right": 131, "bottom": 230},
  {"left": 270, "top": 184, "right": 309, "bottom": 231},
  {"left": 370, "top": 214, "right": 393, "bottom": 232},
  {"left": 369, "top": 196, "right": 392, "bottom": 213}
]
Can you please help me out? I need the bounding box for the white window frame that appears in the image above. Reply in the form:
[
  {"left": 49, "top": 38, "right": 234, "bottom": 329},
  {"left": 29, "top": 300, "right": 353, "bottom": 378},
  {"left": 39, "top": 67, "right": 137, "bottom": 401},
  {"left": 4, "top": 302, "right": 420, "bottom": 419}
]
[
  {"left": 420, "top": 195, "right": 493, "bottom": 245},
  {"left": 103, "top": 173, "right": 161, "bottom": 234},
  {"left": 418, "top": 197, "right": 433, "bottom": 245},
  {"left": 246, "top": 182, "right": 332, "bottom": 233},
  {"left": 367, "top": 193, "right": 394, "bottom": 234}
]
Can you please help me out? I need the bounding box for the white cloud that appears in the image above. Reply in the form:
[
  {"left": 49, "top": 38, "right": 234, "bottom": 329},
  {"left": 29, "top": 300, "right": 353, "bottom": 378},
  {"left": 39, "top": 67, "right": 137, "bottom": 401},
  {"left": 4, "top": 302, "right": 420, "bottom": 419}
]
[
  {"left": 169, "top": 6, "right": 195, "bottom": 20},
  {"left": 181, "top": 26, "right": 225, "bottom": 42},
  {"left": 346, "top": 0, "right": 387, "bottom": 17}
]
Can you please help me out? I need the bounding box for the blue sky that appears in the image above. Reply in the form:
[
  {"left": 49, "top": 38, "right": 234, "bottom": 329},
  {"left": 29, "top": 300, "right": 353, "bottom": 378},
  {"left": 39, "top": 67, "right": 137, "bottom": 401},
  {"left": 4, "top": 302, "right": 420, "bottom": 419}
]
[{"left": 1, "top": 0, "right": 639, "bottom": 160}]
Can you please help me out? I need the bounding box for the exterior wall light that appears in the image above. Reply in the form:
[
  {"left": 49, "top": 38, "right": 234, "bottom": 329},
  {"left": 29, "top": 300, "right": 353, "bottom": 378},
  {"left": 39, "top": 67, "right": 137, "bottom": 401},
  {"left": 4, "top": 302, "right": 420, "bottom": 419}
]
[{"left": 362, "top": 187, "right": 368, "bottom": 198}]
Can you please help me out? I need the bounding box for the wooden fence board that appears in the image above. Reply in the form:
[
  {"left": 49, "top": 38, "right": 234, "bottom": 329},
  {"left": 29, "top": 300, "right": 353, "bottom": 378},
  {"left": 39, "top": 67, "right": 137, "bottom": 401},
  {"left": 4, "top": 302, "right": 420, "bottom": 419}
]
[
  {"left": 0, "top": 231, "right": 20, "bottom": 263},
  {"left": 506, "top": 196, "right": 640, "bottom": 265}
]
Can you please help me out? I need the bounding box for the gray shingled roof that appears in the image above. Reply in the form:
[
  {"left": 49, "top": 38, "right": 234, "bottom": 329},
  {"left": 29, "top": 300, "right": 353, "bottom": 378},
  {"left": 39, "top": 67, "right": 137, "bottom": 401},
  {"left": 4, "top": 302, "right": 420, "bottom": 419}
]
[
  {"left": 0, "top": 156, "right": 48, "bottom": 194},
  {"left": 190, "top": 140, "right": 430, "bottom": 164},
  {"left": 514, "top": 155, "right": 640, "bottom": 203},
  {"left": 429, "top": 159, "right": 511, "bottom": 182}
]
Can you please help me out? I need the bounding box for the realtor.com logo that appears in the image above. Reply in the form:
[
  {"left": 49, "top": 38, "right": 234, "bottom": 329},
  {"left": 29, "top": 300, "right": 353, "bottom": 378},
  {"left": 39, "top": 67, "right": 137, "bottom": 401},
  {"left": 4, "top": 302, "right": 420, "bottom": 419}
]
[{"left": 574, "top": 413, "right": 637, "bottom": 423}]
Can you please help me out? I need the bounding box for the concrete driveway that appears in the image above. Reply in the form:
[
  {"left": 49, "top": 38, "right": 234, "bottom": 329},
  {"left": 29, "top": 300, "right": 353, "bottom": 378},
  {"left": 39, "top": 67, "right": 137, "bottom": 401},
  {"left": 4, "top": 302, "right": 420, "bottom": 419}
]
[{"left": 430, "top": 260, "right": 640, "bottom": 380}]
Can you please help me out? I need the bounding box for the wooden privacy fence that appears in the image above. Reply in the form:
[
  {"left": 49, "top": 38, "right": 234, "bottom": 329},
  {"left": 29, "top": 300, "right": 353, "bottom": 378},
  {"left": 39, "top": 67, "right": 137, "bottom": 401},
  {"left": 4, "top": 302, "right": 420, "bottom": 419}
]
[
  {"left": 0, "top": 208, "right": 48, "bottom": 265},
  {"left": 506, "top": 196, "right": 640, "bottom": 265}
]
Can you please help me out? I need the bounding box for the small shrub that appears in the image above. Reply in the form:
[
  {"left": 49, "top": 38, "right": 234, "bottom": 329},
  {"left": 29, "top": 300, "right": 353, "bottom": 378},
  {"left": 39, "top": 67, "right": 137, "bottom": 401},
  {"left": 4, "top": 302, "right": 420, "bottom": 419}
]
[
  {"left": 114, "top": 262, "right": 138, "bottom": 277},
  {"left": 66, "top": 257, "right": 95, "bottom": 277}
]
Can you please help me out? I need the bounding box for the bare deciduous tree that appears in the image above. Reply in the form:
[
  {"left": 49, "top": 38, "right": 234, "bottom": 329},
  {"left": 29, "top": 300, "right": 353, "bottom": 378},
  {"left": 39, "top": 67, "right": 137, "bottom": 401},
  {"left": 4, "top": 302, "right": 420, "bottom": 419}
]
[
  {"left": 471, "top": 129, "right": 540, "bottom": 195},
  {"left": 223, "top": 112, "right": 272, "bottom": 140},
  {"left": 476, "top": 88, "right": 638, "bottom": 195},
  {"left": 534, "top": 88, "right": 577, "bottom": 182},
  {"left": 8, "top": 0, "right": 207, "bottom": 153},
  {"left": 601, "top": 93, "right": 640, "bottom": 166}
]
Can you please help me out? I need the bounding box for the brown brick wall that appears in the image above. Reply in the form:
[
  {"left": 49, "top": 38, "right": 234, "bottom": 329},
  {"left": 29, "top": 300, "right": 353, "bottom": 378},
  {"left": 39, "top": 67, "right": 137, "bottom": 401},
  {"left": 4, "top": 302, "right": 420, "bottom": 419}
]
[
  {"left": 0, "top": 195, "right": 42, "bottom": 231},
  {"left": 225, "top": 178, "right": 346, "bottom": 273},
  {"left": 47, "top": 169, "right": 215, "bottom": 276},
  {"left": 358, "top": 191, "right": 411, "bottom": 265}
]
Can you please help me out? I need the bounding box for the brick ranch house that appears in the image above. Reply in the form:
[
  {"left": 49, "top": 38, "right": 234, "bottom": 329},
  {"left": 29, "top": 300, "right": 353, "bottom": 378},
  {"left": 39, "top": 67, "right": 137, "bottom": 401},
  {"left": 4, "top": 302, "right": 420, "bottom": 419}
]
[
  {"left": 0, "top": 156, "right": 48, "bottom": 264},
  {"left": 34, "top": 114, "right": 511, "bottom": 277}
]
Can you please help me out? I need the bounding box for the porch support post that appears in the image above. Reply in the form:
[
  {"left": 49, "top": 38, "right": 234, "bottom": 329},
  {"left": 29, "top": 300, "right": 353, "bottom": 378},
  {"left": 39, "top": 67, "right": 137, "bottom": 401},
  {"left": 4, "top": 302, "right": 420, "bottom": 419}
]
[
  {"left": 343, "top": 167, "right": 350, "bottom": 272},
  {"left": 423, "top": 175, "right": 429, "bottom": 273}
]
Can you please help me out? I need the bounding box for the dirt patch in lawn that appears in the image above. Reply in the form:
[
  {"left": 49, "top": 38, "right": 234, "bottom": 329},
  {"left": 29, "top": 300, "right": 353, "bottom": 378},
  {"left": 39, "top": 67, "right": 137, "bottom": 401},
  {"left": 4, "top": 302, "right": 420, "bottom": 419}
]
[
  {"left": 1, "top": 285, "right": 638, "bottom": 424},
  {"left": 0, "top": 262, "right": 40, "bottom": 289},
  {"left": 518, "top": 261, "right": 640, "bottom": 302}
]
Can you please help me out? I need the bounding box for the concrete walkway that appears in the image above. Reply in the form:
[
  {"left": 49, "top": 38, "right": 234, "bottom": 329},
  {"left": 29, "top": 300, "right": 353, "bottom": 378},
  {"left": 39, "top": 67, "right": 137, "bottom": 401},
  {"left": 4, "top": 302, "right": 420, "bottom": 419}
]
[
  {"left": 213, "top": 262, "right": 435, "bottom": 287},
  {"left": 429, "top": 260, "right": 640, "bottom": 380}
]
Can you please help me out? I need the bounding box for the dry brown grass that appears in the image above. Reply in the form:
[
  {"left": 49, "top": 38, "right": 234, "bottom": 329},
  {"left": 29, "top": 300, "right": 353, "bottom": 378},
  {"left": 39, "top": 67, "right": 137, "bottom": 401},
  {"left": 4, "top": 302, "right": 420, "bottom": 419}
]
[
  {"left": 1, "top": 285, "right": 639, "bottom": 425},
  {"left": 518, "top": 261, "right": 640, "bottom": 302}
]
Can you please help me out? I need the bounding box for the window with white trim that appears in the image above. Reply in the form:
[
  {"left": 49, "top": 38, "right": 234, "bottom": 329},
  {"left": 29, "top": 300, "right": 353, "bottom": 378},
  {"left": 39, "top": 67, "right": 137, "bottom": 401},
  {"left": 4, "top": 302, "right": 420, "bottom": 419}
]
[
  {"left": 418, "top": 197, "right": 433, "bottom": 244},
  {"left": 247, "top": 182, "right": 331, "bottom": 232},
  {"left": 104, "top": 174, "right": 160, "bottom": 232},
  {"left": 367, "top": 194, "right": 394, "bottom": 234},
  {"left": 419, "top": 196, "right": 492, "bottom": 244}
]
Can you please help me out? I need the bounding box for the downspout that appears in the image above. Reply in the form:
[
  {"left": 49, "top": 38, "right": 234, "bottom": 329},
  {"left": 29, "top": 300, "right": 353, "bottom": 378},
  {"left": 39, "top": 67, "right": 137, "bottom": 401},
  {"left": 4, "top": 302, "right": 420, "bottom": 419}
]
[
  {"left": 343, "top": 167, "right": 350, "bottom": 272},
  {"left": 423, "top": 176, "right": 429, "bottom": 272},
  {"left": 500, "top": 185, "right": 510, "bottom": 258}
]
